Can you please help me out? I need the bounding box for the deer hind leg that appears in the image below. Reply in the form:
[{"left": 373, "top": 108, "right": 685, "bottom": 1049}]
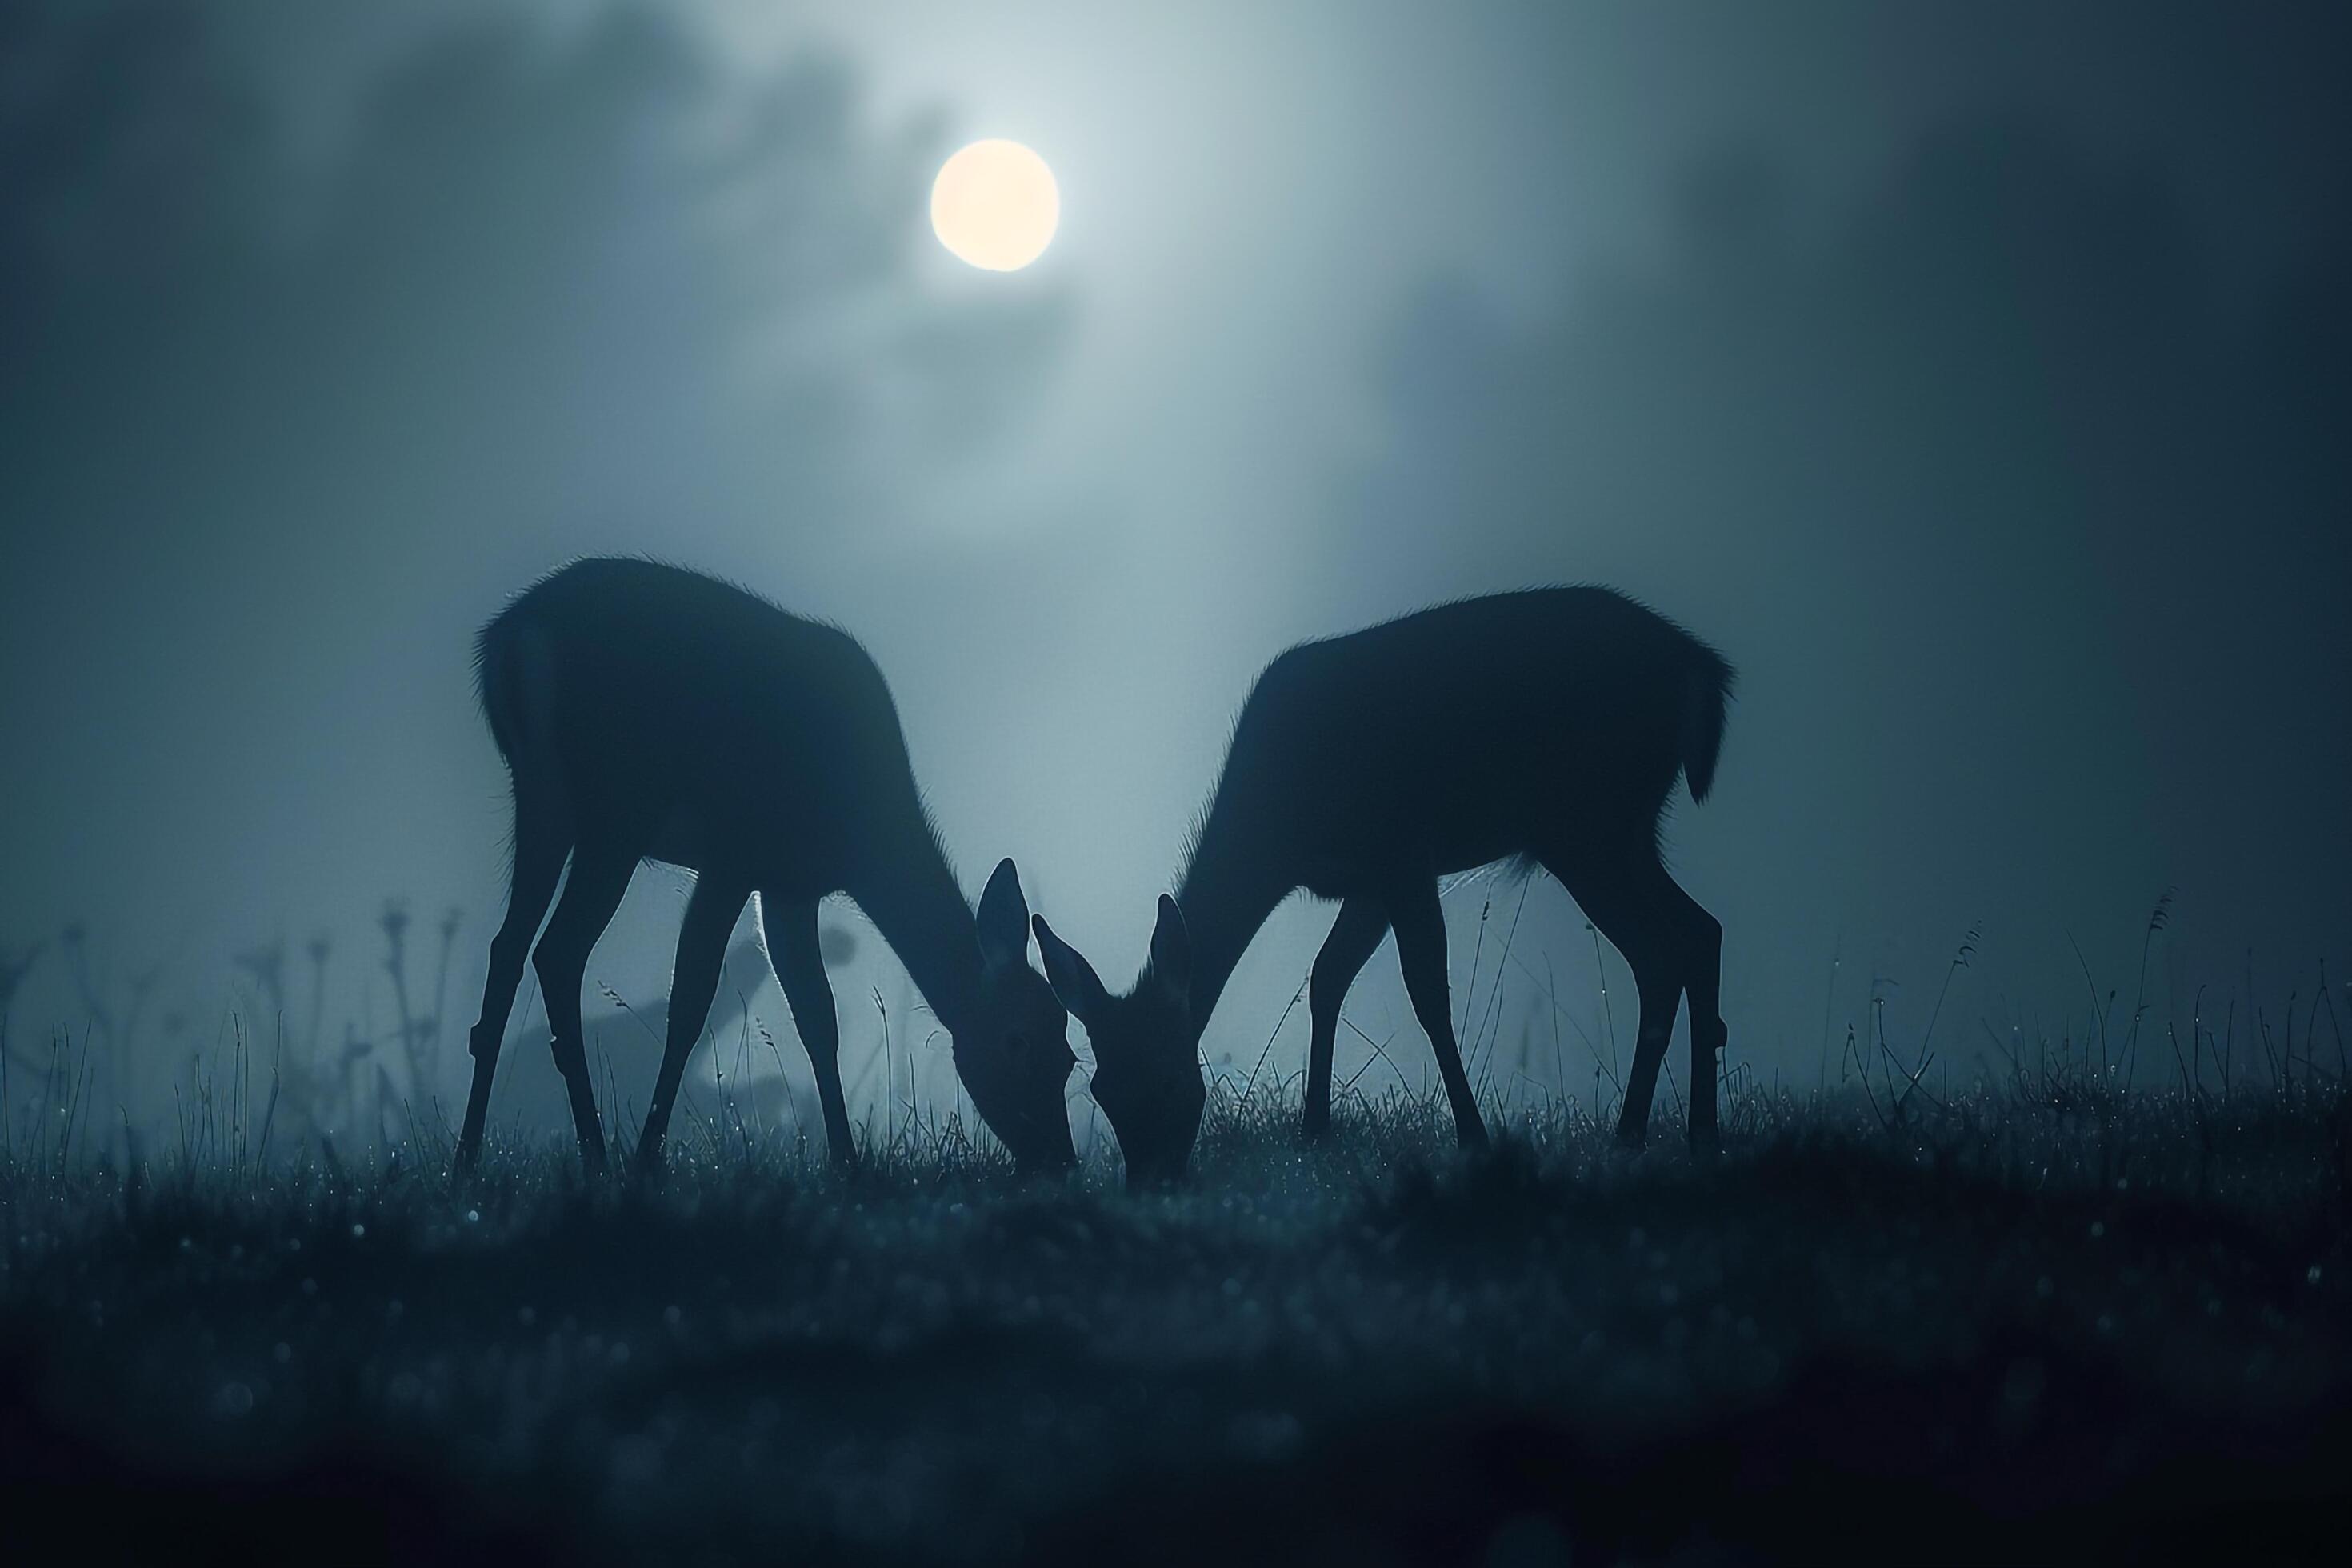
[
  {"left": 770, "top": 898, "right": 854, "bottom": 1166},
  {"left": 1635, "top": 860, "right": 1726, "bottom": 1154},
  {"left": 635, "top": 874, "right": 750, "bottom": 1173},
  {"left": 1304, "top": 898, "right": 1388, "bottom": 1142},
  {"left": 458, "top": 779, "right": 571, "bottom": 1170},
  {"left": 1382, "top": 874, "right": 1489, "bottom": 1148},
  {"left": 530, "top": 845, "right": 637, "bottom": 1175},
  {"left": 1546, "top": 846, "right": 1686, "bottom": 1150}
]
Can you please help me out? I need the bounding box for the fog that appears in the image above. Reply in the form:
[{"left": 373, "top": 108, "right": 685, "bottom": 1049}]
[{"left": 3, "top": 1, "right": 2346, "bottom": 1139}]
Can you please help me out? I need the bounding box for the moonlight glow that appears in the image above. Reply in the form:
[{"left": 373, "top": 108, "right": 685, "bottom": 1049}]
[{"left": 930, "top": 140, "right": 1059, "bottom": 271}]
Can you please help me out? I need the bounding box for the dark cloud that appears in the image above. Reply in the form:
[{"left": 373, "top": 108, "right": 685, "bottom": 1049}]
[
  {"left": 0, "top": 3, "right": 1068, "bottom": 1121},
  {"left": 1322, "top": 114, "right": 2350, "bottom": 1043}
]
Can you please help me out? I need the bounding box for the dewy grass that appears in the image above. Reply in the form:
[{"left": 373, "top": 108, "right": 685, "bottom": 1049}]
[
  {"left": 4, "top": 1046, "right": 2350, "bottom": 1562},
  {"left": 5, "top": 917, "right": 2351, "bottom": 1561}
]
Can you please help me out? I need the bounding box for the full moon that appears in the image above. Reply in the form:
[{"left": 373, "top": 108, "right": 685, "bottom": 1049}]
[{"left": 930, "top": 140, "right": 1059, "bottom": 271}]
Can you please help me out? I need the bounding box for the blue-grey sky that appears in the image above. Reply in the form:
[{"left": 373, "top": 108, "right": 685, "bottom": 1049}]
[{"left": 3, "top": 2, "right": 2346, "bottom": 1138}]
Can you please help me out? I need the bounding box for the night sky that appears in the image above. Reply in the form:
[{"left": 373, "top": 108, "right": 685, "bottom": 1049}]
[{"left": 4, "top": 1, "right": 2346, "bottom": 1139}]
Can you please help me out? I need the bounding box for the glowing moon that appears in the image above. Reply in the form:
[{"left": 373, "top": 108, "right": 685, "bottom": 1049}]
[{"left": 930, "top": 140, "right": 1060, "bottom": 271}]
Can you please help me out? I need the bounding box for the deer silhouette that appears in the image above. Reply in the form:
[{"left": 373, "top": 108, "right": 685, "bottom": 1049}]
[
  {"left": 1031, "top": 587, "right": 1734, "bottom": 1182},
  {"left": 455, "top": 558, "right": 1074, "bottom": 1175}
]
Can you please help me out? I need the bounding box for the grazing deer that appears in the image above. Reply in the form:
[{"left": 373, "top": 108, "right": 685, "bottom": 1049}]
[
  {"left": 1030, "top": 587, "right": 1734, "bottom": 1182},
  {"left": 455, "top": 558, "right": 1075, "bottom": 1175}
]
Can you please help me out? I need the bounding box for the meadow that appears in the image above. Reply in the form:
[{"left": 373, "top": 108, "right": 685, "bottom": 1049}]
[{"left": 4, "top": 1025, "right": 2349, "bottom": 1565}]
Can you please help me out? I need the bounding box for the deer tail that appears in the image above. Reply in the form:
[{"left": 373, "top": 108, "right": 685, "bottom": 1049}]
[{"left": 1678, "top": 644, "right": 1735, "bottom": 805}]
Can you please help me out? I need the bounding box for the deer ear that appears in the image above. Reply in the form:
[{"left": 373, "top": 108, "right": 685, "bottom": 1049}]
[
  {"left": 976, "top": 858, "right": 1030, "bottom": 971},
  {"left": 1148, "top": 894, "right": 1191, "bottom": 1002},
  {"left": 1031, "top": 914, "right": 1110, "bottom": 1028}
]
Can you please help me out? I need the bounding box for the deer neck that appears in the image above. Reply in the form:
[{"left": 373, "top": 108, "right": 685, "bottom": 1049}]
[
  {"left": 848, "top": 815, "right": 982, "bottom": 1038},
  {"left": 1162, "top": 807, "right": 1294, "bottom": 1031}
]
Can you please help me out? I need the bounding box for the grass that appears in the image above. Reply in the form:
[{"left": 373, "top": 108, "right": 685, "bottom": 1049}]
[{"left": 4, "top": 1057, "right": 2350, "bottom": 1566}]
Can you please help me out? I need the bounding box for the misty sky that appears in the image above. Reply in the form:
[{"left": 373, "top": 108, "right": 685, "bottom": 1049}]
[{"left": 3, "top": 2, "right": 2346, "bottom": 1138}]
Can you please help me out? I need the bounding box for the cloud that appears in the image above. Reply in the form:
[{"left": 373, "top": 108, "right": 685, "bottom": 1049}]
[
  {"left": 1323, "top": 114, "right": 2350, "bottom": 1042},
  {"left": 0, "top": 4, "right": 1070, "bottom": 1114}
]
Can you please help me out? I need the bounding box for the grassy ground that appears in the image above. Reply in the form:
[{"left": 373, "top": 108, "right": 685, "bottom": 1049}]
[{"left": 4, "top": 1078, "right": 2350, "bottom": 1566}]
